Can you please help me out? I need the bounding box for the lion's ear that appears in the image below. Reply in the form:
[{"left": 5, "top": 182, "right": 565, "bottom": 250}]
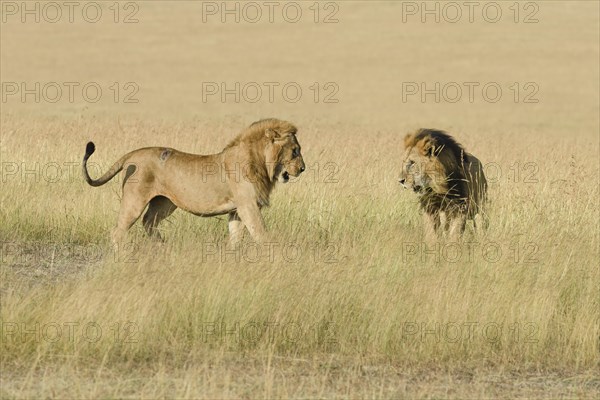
[
  {"left": 265, "top": 128, "right": 280, "bottom": 142},
  {"left": 403, "top": 133, "right": 414, "bottom": 148},
  {"left": 420, "top": 137, "right": 438, "bottom": 157}
]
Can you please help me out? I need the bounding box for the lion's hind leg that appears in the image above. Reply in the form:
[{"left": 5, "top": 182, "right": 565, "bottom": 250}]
[
  {"left": 473, "top": 213, "right": 489, "bottom": 233},
  {"left": 111, "top": 190, "right": 152, "bottom": 249},
  {"left": 142, "top": 196, "right": 177, "bottom": 241}
]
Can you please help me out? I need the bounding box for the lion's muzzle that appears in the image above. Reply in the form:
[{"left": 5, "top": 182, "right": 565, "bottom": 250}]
[{"left": 280, "top": 159, "right": 305, "bottom": 183}]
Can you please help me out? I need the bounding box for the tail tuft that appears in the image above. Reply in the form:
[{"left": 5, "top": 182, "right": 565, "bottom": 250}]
[{"left": 85, "top": 142, "right": 96, "bottom": 157}]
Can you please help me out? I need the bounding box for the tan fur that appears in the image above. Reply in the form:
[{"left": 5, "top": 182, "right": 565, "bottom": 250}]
[
  {"left": 399, "top": 129, "right": 487, "bottom": 241},
  {"left": 83, "top": 118, "right": 305, "bottom": 246}
]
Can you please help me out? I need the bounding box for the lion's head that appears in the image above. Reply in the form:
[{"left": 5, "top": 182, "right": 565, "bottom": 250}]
[
  {"left": 225, "top": 118, "right": 305, "bottom": 204},
  {"left": 399, "top": 129, "right": 466, "bottom": 196},
  {"left": 263, "top": 124, "right": 305, "bottom": 184}
]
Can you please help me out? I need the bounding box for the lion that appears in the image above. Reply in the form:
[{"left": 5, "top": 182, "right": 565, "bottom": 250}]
[
  {"left": 398, "top": 129, "right": 487, "bottom": 240},
  {"left": 82, "top": 118, "right": 305, "bottom": 246}
]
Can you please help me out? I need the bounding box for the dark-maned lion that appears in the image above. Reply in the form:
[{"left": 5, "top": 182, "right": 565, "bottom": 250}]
[
  {"left": 83, "top": 118, "right": 305, "bottom": 246},
  {"left": 398, "top": 129, "right": 487, "bottom": 240}
]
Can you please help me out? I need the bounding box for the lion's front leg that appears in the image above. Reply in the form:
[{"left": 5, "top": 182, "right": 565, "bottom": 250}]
[
  {"left": 236, "top": 203, "right": 268, "bottom": 243},
  {"left": 227, "top": 211, "right": 245, "bottom": 246},
  {"left": 439, "top": 211, "right": 449, "bottom": 235},
  {"left": 423, "top": 212, "right": 440, "bottom": 243},
  {"left": 447, "top": 214, "right": 466, "bottom": 242}
]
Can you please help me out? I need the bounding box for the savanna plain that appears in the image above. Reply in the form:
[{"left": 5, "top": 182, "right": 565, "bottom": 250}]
[{"left": 0, "top": 1, "right": 599, "bottom": 398}]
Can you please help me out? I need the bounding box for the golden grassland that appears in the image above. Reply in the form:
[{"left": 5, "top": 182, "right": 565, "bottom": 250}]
[{"left": 1, "top": 2, "right": 599, "bottom": 398}]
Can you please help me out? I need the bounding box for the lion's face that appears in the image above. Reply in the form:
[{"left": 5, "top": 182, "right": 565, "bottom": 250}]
[
  {"left": 265, "top": 131, "right": 305, "bottom": 183},
  {"left": 398, "top": 138, "right": 448, "bottom": 194}
]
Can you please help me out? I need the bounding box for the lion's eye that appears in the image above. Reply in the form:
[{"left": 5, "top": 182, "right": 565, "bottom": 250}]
[
  {"left": 407, "top": 160, "right": 415, "bottom": 169},
  {"left": 292, "top": 148, "right": 300, "bottom": 157}
]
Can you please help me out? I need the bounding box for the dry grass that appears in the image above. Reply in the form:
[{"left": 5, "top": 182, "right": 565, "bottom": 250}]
[{"left": 1, "top": 2, "right": 599, "bottom": 398}]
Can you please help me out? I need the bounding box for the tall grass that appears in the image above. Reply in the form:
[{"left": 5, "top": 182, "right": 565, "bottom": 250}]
[
  {"left": 1, "top": 1, "right": 599, "bottom": 395},
  {"left": 1, "top": 117, "right": 598, "bottom": 397}
]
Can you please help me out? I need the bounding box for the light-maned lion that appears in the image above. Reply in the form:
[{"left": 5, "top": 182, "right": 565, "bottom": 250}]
[
  {"left": 82, "top": 118, "right": 305, "bottom": 246},
  {"left": 398, "top": 129, "right": 487, "bottom": 240}
]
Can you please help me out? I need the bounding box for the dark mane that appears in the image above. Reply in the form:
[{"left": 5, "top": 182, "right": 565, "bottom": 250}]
[
  {"left": 413, "top": 129, "right": 466, "bottom": 164},
  {"left": 411, "top": 129, "right": 469, "bottom": 205}
]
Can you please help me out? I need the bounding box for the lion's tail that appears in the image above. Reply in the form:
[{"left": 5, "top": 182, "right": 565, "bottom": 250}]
[{"left": 82, "top": 142, "right": 127, "bottom": 187}]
